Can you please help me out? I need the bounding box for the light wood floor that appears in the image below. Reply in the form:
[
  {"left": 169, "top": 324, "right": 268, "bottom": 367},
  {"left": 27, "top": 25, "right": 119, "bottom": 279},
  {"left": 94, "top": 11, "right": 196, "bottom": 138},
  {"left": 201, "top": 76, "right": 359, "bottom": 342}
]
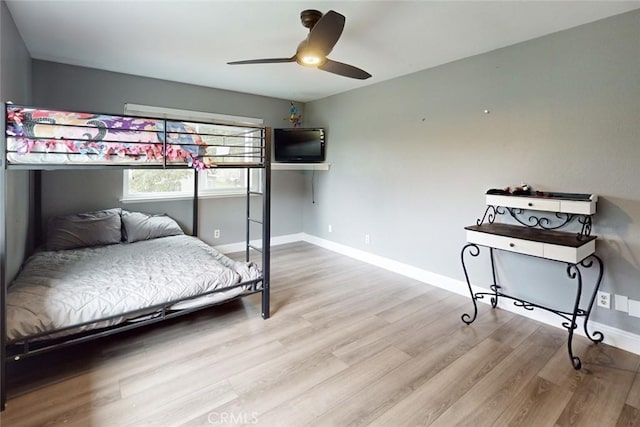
[{"left": 2, "top": 242, "right": 640, "bottom": 426}]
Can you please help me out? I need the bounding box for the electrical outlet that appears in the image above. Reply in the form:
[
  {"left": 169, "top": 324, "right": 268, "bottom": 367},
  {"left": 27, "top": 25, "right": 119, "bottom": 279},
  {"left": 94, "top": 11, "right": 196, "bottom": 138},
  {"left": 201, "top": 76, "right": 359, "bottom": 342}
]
[
  {"left": 615, "top": 294, "right": 629, "bottom": 312},
  {"left": 629, "top": 299, "right": 640, "bottom": 318},
  {"left": 328, "top": 224, "right": 332, "bottom": 233},
  {"left": 365, "top": 234, "right": 370, "bottom": 245},
  {"left": 597, "top": 291, "right": 610, "bottom": 309},
  {"left": 214, "top": 229, "right": 220, "bottom": 239}
]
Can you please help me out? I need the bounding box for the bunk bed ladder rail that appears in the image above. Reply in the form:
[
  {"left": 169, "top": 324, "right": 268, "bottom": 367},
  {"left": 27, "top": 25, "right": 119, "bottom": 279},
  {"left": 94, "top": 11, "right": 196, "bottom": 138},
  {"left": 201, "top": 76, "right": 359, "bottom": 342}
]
[
  {"left": 1, "top": 104, "right": 7, "bottom": 410},
  {"left": 245, "top": 127, "right": 270, "bottom": 319}
]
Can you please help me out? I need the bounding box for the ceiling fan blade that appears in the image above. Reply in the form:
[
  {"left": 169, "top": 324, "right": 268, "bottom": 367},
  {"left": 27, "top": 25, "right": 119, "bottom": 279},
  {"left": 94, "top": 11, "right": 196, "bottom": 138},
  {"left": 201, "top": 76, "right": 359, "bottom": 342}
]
[
  {"left": 319, "top": 59, "right": 372, "bottom": 80},
  {"left": 307, "top": 10, "right": 345, "bottom": 55},
  {"left": 227, "top": 57, "right": 295, "bottom": 65}
]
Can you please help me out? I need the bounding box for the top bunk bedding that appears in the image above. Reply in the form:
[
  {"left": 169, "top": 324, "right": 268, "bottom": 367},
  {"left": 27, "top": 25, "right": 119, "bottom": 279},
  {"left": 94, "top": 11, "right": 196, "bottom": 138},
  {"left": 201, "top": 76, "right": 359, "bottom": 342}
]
[{"left": 5, "top": 104, "right": 266, "bottom": 169}]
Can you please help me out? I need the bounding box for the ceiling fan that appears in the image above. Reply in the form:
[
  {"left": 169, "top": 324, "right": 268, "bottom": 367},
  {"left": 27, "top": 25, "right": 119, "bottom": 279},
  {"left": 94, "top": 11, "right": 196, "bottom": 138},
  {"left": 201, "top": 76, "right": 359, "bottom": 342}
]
[{"left": 227, "top": 9, "right": 372, "bottom": 80}]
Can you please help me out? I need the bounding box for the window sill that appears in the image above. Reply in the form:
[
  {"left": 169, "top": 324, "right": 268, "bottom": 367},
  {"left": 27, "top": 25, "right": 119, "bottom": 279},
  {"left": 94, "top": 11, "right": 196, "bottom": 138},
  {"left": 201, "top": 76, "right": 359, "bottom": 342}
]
[{"left": 120, "top": 193, "right": 254, "bottom": 203}]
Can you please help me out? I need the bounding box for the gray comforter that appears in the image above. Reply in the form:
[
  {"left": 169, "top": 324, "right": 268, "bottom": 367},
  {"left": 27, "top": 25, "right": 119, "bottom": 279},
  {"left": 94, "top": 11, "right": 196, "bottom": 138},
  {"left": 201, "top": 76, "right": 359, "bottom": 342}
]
[{"left": 7, "top": 235, "right": 261, "bottom": 342}]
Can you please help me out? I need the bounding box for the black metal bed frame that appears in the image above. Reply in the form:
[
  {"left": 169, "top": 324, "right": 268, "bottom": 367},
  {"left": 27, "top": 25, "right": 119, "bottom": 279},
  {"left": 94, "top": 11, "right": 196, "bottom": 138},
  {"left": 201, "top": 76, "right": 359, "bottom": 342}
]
[{"left": 0, "top": 103, "right": 272, "bottom": 411}]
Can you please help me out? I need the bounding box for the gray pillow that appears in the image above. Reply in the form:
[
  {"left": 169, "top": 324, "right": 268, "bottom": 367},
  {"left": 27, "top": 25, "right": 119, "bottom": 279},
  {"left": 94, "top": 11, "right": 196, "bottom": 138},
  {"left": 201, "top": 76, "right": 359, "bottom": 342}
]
[
  {"left": 121, "top": 210, "right": 184, "bottom": 243},
  {"left": 46, "top": 208, "right": 123, "bottom": 251}
]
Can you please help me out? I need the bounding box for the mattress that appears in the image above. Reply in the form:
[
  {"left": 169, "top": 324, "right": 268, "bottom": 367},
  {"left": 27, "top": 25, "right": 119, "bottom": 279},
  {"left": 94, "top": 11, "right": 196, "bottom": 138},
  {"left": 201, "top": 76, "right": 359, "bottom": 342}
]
[
  {"left": 5, "top": 105, "right": 265, "bottom": 168},
  {"left": 6, "top": 235, "right": 261, "bottom": 342}
]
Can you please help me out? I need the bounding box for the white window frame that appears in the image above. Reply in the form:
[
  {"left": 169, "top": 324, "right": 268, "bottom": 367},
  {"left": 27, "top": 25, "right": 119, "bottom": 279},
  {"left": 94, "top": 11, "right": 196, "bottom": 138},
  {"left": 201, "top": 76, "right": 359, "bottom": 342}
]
[{"left": 121, "top": 104, "right": 263, "bottom": 202}]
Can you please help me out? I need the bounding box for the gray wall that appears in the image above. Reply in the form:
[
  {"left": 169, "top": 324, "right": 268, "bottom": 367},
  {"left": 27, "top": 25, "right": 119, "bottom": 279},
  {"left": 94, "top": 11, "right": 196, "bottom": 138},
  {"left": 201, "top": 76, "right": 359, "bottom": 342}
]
[
  {"left": 32, "top": 61, "right": 305, "bottom": 246},
  {"left": 1, "top": 0, "right": 32, "bottom": 281},
  {"left": 13, "top": 6, "right": 640, "bottom": 338},
  {"left": 304, "top": 10, "right": 640, "bottom": 334}
]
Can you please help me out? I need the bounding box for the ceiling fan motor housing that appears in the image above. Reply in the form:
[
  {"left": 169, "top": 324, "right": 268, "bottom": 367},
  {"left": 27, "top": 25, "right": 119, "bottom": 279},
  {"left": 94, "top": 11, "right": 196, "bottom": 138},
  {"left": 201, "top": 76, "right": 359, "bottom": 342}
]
[{"left": 300, "top": 9, "right": 323, "bottom": 29}]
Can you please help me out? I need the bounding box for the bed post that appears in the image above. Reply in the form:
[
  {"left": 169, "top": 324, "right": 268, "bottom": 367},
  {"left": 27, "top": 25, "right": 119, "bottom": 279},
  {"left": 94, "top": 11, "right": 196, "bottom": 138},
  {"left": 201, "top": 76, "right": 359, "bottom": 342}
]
[
  {"left": 32, "top": 170, "right": 42, "bottom": 250},
  {"left": 245, "top": 169, "right": 251, "bottom": 262},
  {"left": 1, "top": 104, "right": 7, "bottom": 411},
  {"left": 192, "top": 169, "right": 198, "bottom": 237},
  {"left": 261, "top": 128, "right": 271, "bottom": 319}
]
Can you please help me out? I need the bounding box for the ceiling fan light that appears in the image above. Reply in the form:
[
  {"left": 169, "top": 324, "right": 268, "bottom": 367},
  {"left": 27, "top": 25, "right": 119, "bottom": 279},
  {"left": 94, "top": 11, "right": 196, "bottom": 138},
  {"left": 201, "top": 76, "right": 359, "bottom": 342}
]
[
  {"left": 301, "top": 55, "right": 322, "bottom": 65},
  {"left": 297, "top": 48, "right": 326, "bottom": 67}
]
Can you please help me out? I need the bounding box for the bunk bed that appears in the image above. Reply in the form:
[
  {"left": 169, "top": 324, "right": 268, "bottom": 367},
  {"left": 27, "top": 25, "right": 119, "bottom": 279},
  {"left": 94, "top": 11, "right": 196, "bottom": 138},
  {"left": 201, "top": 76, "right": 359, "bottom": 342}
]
[{"left": 0, "top": 104, "right": 271, "bottom": 410}]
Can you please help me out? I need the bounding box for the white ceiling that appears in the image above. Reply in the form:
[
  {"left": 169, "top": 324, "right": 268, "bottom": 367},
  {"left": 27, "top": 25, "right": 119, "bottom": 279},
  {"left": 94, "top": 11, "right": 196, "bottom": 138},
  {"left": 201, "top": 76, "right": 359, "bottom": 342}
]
[{"left": 6, "top": 1, "right": 640, "bottom": 103}]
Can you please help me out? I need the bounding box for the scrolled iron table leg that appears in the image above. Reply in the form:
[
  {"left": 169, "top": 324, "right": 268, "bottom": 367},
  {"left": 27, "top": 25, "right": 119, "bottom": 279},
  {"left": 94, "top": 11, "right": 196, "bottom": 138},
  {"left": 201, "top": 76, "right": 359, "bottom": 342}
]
[
  {"left": 565, "top": 263, "right": 584, "bottom": 369},
  {"left": 581, "top": 254, "right": 605, "bottom": 343},
  {"left": 461, "top": 243, "right": 481, "bottom": 325},
  {"left": 489, "top": 247, "right": 499, "bottom": 308}
]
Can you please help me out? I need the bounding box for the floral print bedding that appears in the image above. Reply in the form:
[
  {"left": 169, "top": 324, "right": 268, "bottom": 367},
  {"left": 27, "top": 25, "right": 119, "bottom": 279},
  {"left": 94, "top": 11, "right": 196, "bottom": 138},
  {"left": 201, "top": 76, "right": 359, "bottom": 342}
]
[{"left": 5, "top": 105, "right": 264, "bottom": 170}]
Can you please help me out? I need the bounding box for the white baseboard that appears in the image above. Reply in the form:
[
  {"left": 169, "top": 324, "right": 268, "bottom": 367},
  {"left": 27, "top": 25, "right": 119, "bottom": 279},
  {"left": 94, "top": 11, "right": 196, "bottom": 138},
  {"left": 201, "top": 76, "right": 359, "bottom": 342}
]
[
  {"left": 216, "top": 233, "right": 640, "bottom": 356},
  {"left": 214, "top": 233, "right": 306, "bottom": 254}
]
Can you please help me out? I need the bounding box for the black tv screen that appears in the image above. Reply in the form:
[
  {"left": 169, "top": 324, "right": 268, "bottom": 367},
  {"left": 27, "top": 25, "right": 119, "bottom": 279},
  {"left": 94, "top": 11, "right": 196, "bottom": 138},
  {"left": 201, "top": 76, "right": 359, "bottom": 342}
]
[{"left": 274, "top": 128, "right": 325, "bottom": 162}]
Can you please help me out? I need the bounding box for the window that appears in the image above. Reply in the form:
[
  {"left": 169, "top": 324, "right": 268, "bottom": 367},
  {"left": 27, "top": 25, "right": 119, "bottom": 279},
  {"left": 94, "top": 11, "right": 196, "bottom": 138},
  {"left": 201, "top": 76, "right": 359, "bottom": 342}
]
[
  {"left": 121, "top": 104, "right": 263, "bottom": 201},
  {"left": 123, "top": 168, "right": 261, "bottom": 201}
]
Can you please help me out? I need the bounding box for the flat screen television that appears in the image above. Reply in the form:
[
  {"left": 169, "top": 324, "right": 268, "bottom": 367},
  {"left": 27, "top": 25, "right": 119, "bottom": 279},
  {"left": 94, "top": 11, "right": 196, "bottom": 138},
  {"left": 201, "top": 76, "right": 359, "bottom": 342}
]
[{"left": 274, "top": 128, "right": 325, "bottom": 163}]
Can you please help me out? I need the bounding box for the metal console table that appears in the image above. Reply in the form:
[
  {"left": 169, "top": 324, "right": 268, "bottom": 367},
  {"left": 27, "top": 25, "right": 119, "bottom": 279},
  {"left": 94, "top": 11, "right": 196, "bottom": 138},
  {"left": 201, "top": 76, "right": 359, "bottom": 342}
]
[{"left": 460, "top": 191, "right": 603, "bottom": 369}]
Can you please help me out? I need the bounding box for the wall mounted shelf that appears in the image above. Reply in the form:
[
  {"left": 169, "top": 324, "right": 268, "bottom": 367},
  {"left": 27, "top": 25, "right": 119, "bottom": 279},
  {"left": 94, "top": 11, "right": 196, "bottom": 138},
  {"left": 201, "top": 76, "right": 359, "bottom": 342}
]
[{"left": 271, "top": 163, "right": 330, "bottom": 171}]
